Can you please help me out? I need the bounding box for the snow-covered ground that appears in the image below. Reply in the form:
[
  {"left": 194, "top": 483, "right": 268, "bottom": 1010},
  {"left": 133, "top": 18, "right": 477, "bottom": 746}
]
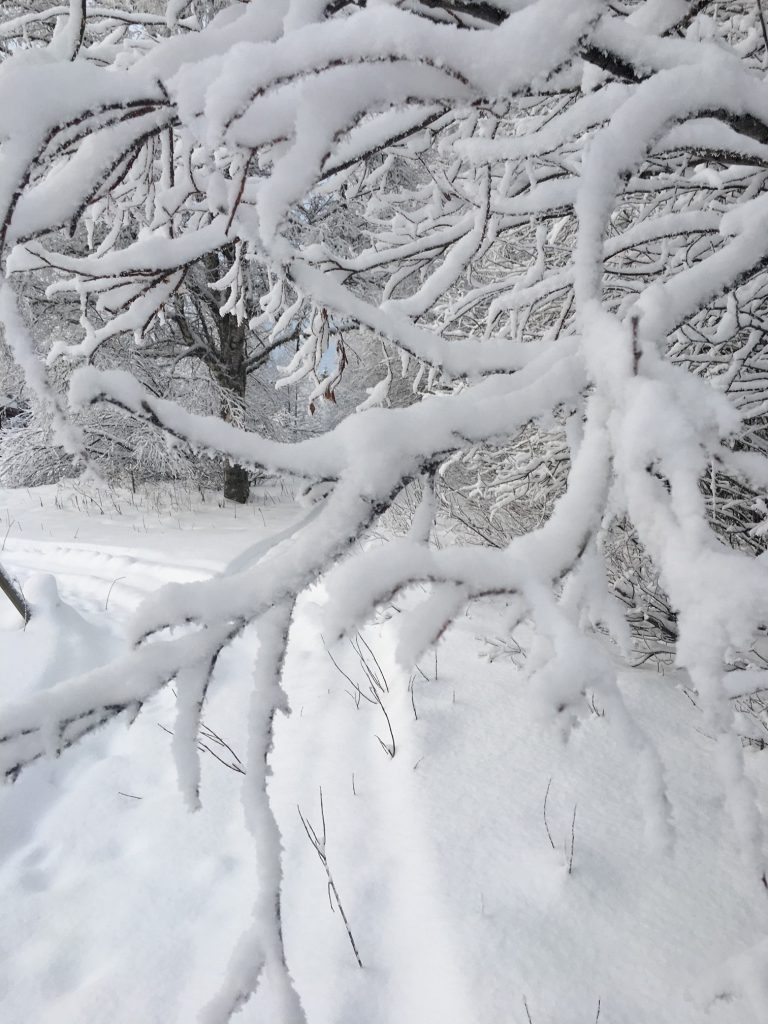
[{"left": 2, "top": 482, "right": 768, "bottom": 1024}]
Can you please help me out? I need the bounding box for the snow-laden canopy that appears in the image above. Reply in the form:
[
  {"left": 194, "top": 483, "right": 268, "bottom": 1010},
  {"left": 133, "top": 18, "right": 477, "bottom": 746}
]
[{"left": 1, "top": 1, "right": 768, "bottom": 1019}]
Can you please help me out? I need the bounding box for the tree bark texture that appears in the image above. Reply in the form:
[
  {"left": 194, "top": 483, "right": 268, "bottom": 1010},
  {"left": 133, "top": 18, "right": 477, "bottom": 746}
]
[{"left": 216, "top": 313, "right": 250, "bottom": 504}]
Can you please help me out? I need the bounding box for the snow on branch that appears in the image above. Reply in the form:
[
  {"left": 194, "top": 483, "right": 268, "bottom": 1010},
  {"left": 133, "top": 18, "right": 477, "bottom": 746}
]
[{"left": 2, "top": 0, "right": 768, "bottom": 1016}]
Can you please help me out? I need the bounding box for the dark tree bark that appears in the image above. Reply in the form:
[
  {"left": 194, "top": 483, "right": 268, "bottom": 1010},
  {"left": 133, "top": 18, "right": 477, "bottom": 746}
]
[
  {"left": 159, "top": 249, "right": 298, "bottom": 503},
  {"left": 223, "top": 459, "right": 250, "bottom": 503},
  {"left": 215, "top": 313, "right": 250, "bottom": 503}
]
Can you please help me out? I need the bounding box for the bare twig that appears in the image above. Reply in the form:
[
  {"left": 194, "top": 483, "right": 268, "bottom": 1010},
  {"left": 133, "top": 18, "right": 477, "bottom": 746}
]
[
  {"left": 350, "top": 634, "right": 386, "bottom": 693},
  {"left": 370, "top": 684, "right": 396, "bottom": 757},
  {"left": 225, "top": 150, "right": 254, "bottom": 235},
  {"left": 1, "top": 518, "right": 15, "bottom": 553},
  {"left": 355, "top": 631, "right": 389, "bottom": 692},
  {"left": 298, "top": 788, "right": 363, "bottom": 968},
  {"left": 323, "top": 636, "right": 376, "bottom": 707},
  {"left": 0, "top": 562, "right": 29, "bottom": 623},
  {"left": 158, "top": 721, "right": 245, "bottom": 775},
  {"left": 759, "top": 1, "right": 768, "bottom": 58},
  {"left": 322, "top": 636, "right": 396, "bottom": 754},
  {"left": 200, "top": 722, "right": 244, "bottom": 770},
  {"left": 543, "top": 778, "right": 555, "bottom": 850},
  {"left": 105, "top": 575, "right": 126, "bottom": 612}
]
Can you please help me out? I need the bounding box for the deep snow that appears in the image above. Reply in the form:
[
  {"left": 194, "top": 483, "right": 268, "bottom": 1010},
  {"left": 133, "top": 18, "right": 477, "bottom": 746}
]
[{"left": 1, "top": 482, "right": 768, "bottom": 1024}]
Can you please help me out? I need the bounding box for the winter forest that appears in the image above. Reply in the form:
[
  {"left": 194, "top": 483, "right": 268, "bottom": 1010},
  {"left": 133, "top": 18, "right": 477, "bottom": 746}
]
[{"left": 2, "top": 0, "right": 768, "bottom": 1021}]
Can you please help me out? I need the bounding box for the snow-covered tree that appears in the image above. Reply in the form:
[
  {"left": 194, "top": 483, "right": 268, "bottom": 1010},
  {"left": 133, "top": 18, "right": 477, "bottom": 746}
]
[{"left": 2, "top": 1, "right": 768, "bottom": 1018}]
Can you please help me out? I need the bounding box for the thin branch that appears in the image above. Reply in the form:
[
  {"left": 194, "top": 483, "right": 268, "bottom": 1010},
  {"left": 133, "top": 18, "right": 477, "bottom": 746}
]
[
  {"left": 758, "top": 1, "right": 768, "bottom": 58},
  {"left": 543, "top": 778, "right": 555, "bottom": 850},
  {"left": 0, "top": 563, "right": 29, "bottom": 623},
  {"left": 298, "top": 789, "right": 363, "bottom": 968}
]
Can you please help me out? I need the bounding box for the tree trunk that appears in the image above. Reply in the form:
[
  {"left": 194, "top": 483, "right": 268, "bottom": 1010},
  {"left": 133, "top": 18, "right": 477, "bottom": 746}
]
[
  {"left": 224, "top": 460, "right": 250, "bottom": 504},
  {"left": 217, "top": 314, "right": 250, "bottom": 504}
]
